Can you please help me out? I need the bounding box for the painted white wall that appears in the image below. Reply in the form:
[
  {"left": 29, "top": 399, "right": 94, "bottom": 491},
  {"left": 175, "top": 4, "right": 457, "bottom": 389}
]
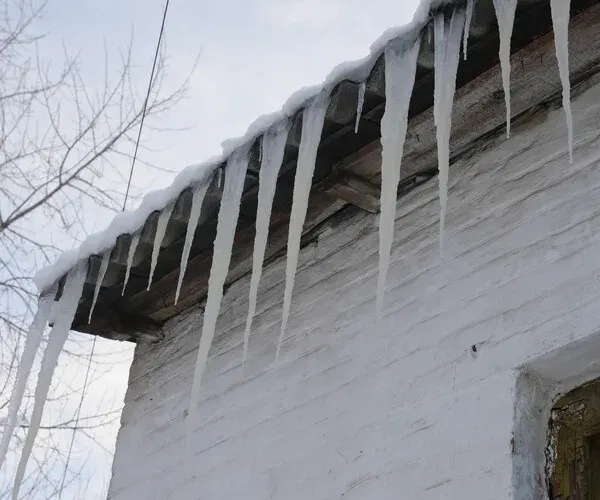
[{"left": 106, "top": 77, "right": 600, "bottom": 500}]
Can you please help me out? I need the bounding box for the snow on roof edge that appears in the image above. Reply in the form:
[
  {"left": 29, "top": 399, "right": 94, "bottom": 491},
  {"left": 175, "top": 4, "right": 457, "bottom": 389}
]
[{"left": 34, "top": 0, "right": 457, "bottom": 293}]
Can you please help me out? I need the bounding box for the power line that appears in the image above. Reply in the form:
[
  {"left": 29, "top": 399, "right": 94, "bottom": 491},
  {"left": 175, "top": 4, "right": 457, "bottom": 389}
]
[
  {"left": 122, "top": 0, "right": 171, "bottom": 211},
  {"left": 58, "top": 2, "right": 171, "bottom": 496}
]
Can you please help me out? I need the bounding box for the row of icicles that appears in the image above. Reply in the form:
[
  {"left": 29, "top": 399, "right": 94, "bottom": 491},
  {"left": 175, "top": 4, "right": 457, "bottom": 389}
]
[{"left": 1, "top": 0, "right": 574, "bottom": 496}]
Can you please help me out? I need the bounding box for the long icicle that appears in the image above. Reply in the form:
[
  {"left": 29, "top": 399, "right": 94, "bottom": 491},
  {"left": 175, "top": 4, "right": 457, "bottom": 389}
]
[
  {"left": 276, "top": 92, "right": 329, "bottom": 361},
  {"left": 122, "top": 233, "right": 141, "bottom": 295},
  {"left": 493, "top": 0, "right": 518, "bottom": 138},
  {"left": 0, "top": 285, "right": 57, "bottom": 467},
  {"left": 11, "top": 260, "right": 87, "bottom": 500},
  {"left": 187, "top": 148, "right": 249, "bottom": 440},
  {"left": 434, "top": 8, "right": 466, "bottom": 255},
  {"left": 550, "top": 0, "right": 573, "bottom": 163},
  {"left": 355, "top": 82, "right": 366, "bottom": 133},
  {"left": 147, "top": 204, "right": 175, "bottom": 290},
  {"left": 376, "top": 37, "right": 421, "bottom": 321},
  {"left": 463, "top": 0, "right": 475, "bottom": 60},
  {"left": 242, "top": 121, "right": 290, "bottom": 368},
  {"left": 88, "top": 250, "right": 110, "bottom": 323},
  {"left": 175, "top": 180, "right": 211, "bottom": 305}
]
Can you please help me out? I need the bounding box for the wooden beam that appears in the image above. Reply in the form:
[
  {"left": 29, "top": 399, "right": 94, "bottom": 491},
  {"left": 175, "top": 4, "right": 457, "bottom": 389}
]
[{"left": 321, "top": 171, "right": 381, "bottom": 213}]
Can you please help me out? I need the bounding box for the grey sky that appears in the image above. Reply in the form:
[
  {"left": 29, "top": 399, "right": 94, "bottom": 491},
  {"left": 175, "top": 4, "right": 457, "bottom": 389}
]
[{"left": 22, "top": 1, "right": 421, "bottom": 497}]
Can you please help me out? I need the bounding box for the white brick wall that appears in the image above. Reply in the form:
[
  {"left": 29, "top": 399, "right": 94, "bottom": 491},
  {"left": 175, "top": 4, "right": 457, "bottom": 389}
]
[{"left": 107, "top": 78, "right": 600, "bottom": 500}]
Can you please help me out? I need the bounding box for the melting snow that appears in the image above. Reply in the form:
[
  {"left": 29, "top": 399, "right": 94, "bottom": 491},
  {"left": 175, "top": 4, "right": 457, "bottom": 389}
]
[
  {"left": 277, "top": 92, "right": 330, "bottom": 361},
  {"left": 243, "top": 122, "right": 290, "bottom": 367},
  {"left": 355, "top": 82, "right": 366, "bottom": 133},
  {"left": 187, "top": 148, "right": 249, "bottom": 437},
  {"left": 175, "top": 179, "right": 212, "bottom": 305},
  {"left": 463, "top": 0, "right": 475, "bottom": 60},
  {"left": 88, "top": 250, "right": 110, "bottom": 322},
  {"left": 147, "top": 204, "right": 175, "bottom": 290},
  {"left": 33, "top": 0, "right": 450, "bottom": 295},
  {"left": 122, "top": 232, "right": 141, "bottom": 295},
  {"left": 434, "top": 8, "right": 466, "bottom": 254},
  {"left": 376, "top": 37, "right": 421, "bottom": 320},
  {"left": 551, "top": 0, "right": 574, "bottom": 163},
  {"left": 11, "top": 261, "right": 87, "bottom": 500},
  {"left": 0, "top": 285, "right": 56, "bottom": 467},
  {"left": 493, "top": 0, "right": 518, "bottom": 138}
]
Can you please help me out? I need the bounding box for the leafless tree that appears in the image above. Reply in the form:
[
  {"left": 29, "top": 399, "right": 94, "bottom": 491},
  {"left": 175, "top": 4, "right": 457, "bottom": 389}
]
[{"left": 0, "top": 0, "right": 187, "bottom": 497}]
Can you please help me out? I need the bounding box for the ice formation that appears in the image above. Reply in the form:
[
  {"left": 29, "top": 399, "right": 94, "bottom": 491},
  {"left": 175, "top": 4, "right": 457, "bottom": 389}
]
[
  {"left": 88, "top": 250, "right": 110, "bottom": 323},
  {"left": 276, "top": 92, "right": 330, "bottom": 361},
  {"left": 13, "top": 0, "right": 584, "bottom": 481},
  {"left": 434, "top": 9, "right": 466, "bottom": 254},
  {"left": 187, "top": 148, "right": 249, "bottom": 435},
  {"left": 355, "top": 82, "right": 366, "bottom": 133},
  {"left": 147, "top": 204, "right": 175, "bottom": 290},
  {"left": 11, "top": 261, "right": 87, "bottom": 500},
  {"left": 492, "top": 0, "right": 518, "bottom": 138},
  {"left": 0, "top": 286, "right": 56, "bottom": 467},
  {"left": 463, "top": 0, "right": 475, "bottom": 60},
  {"left": 376, "top": 37, "right": 421, "bottom": 320},
  {"left": 551, "top": 0, "right": 573, "bottom": 163},
  {"left": 122, "top": 232, "right": 141, "bottom": 295},
  {"left": 175, "top": 180, "right": 211, "bottom": 305},
  {"left": 242, "top": 122, "right": 290, "bottom": 367}
]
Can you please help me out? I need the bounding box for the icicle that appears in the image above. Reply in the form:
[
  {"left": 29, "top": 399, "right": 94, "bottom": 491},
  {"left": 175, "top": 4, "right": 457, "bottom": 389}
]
[
  {"left": 11, "top": 261, "right": 87, "bottom": 500},
  {"left": 242, "top": 122, "right": 290, "bottom": 367},
  {"left": 187, "top": 148, "right": 249, "bottom": 438},
  {"left": 551, "top": 0, "right": 573, "bottom": 163},
  {"left": 493, "top": 0, "right": 518, "bottom": 138},
  {"left": 147, "top": 204, "right": 174, "bottom": 291},
  {"left": 434, "top": 9, "right": 466, "bottom": 255},
  {"left": 276, "top": 92, "right": 329, "bottom": 361},
  {"left": 88, "top": 250, "right": 110, "bottom": 323},
  {"left": 0, "top": 285, "right": 57, "bottom": 467},
  {"left": 121, "top": 232, "right": 141, "bottom": 295},
  {"left": 354, "top": 82, "right": 366, "bottom": 133},
  {"left": 376, "top": 37, "right": 421, "bottom": 321},
  {"left": 175, "top": 181, "right": 211, "bottom": 305},
  {"left": 463, "top": 0, "right": 475, "bottom": 60}
]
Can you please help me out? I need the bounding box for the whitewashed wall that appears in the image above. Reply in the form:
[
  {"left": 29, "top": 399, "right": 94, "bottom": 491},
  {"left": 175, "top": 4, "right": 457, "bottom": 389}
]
[{"left": 107, "top": 78, "right": 600, "bottom": 500}]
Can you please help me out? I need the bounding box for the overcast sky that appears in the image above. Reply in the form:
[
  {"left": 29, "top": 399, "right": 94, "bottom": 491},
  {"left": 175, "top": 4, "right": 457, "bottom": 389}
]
[{"left": 25, "top": 0, "right": 422, "bottom": 497}]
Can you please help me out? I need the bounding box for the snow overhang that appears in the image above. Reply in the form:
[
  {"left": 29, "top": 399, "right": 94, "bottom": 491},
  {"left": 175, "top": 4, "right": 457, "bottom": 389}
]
[{"left": 39, "top": 0, "right": 600, "bottom": 341}]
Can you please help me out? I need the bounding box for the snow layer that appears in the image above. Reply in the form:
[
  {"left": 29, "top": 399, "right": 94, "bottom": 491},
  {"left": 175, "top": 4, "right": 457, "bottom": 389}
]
[{"left": 34, "top": 0, "right": 460, "bottom": 293}]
